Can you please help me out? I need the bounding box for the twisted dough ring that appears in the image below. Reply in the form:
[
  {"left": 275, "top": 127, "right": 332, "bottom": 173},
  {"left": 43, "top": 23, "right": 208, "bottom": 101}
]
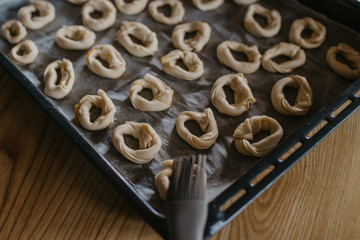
[
  {"left": 56, "top": 25, "right": 96, "bottom": 50},
  {"left": 129, "top": 74, "right": 173, "bottom": 111},
  {"left": 233, "top": 115, "right": 283, "bottom": 157},
  {"left": 244, "top": 4, "right": 281, "bottom": 38},
  {"left": 176, "top": 108, "right": 218, "bottom": 149},
  {"left": 86, "top": 44, "right": 126, "bottom": 79},
  {"left": 44, "top": 58, "right": 75, "bottom": 99},
  {"left": 233, "top": 0, "right": 258, "bottom": 5},
  {"left": 148, "top": 0, "right": 185, "bottom": 25},
  {"left": 1, "top": 20, "right": 27, "bottom": 44},
  {"left": 289, "top": 17, "right": 326, "bottom": 49},
  {"left": 18, "top": 0, "right": 55, "bottom": 30},
  {"left": 112, "top": 121, "right": 162, "bottom": 164},
  {"left": 115, "top": 0, "right": 148, "bottom": 15},
  {"left": 271, "top": 75, "right": 313, "bottom": 116},
  {"left": 217, "top": 40, "right": 261, "bottom": 74},
  {"left": 9, "top": 40, "right": 39, "bottom": 65},
  {"left": 65, "top": 0, "right": 89, "bottom": 4},
  {"left": 192, "top": 0, "right": 224, "bottom": 11},
  {"left": 154, "top": 159, "right": 173, "bottom": 200},
  {"left": 261, "top": 42, "right": 306, "bottom": 73},
  {"left": 117, "top": 21, "right": 158, "bottom": 57},
  {"left": 81, "top": 0, "right": 116, "bottom": 32},
  {"left": 161, "top": 49, "right": 204, "bottom": 80},
  {"left": 326, "top": 43, "right": 360, "bottom": 80},
  {"left": 210, "top": 73, "right": 256, "bottom": 116},
  {"left": 171, "top": 21, "right": 211, "bottom": 53},
  {"left": 75, "top": 89, "right": 116, "bottom": 131}
]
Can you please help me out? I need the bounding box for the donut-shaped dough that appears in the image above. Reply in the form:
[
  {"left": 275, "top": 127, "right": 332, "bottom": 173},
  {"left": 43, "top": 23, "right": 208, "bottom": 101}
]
[
  {"left": 244, "top": 4, "right": 281, "bottom": 38},
  {"left": 176, "top": 108, "right": 218, "bottom": 149},
  {"left": 44, "top": 58, "right": 75, "bottom": 99},
  {"left": 261, "top": 42, "right": 306, "bottom": 73},
  {"left": 210, "top": 73, "right": 256, "bottom": 116},
  {"left": 74, "top": 89, "right": 116, "bottom": 131},
  {"left": 217, "top": 40, "right": 261, "bottom": 74},
  {"left": 86, "top": 44, "right": 126, "bottom": 79},
  {"left": 9, "top": 39, "right": 39, "bottom": 65},
  {"left": 233, "top": 0, "right": 258, "bottom": 5},
  {"left": 117, "top": 21, "right": 158, "bottom": 57},
  {"left": 56, "top": 25, "right": 96, "bottom": 50},
  {"left": 1, "top": 20, "right": 27, "bottom": 44},
  {"left": 65, "top": 0, "right": 89, "bottom": 5},
  {"left": 114, "top": 0, "right": 148, "bottom": 15},
  {"left": 192, "top": 0, "right": 224, "bottom": 11},
  {"left": 148, "top": 0, "right": 185, "bottom": 25},
  {"left": 271, "top": 75, "right": 313, "bottom": 115},
  {"left": 18, "top": 0, "right": 55, "bottom": 30},
  {"left": 81, "top": 0, "right": 116, "bottom": 32},
  {"left": 289, "top": 17, "right": 326, "bottom": 49},
  {"left": 154, "top": 159, "right": 173, "bottom": 200},
  {"left": 129, "top": 74, "right": 173, "bottom": 111},
  {"left": 171, "top": 21, "right": 211, "bottom": 52},
  {"left": 161, "top": 49, "right": 204, "bottom": 80},
  {"left": 112, "top": 121, "right": 162, "bottom": 164},
  {"left": 233, "top": 116, "right": 283, "bottom": 157},
  {"left": 326, "top": 43, "right": 360, "bottom": 80}
]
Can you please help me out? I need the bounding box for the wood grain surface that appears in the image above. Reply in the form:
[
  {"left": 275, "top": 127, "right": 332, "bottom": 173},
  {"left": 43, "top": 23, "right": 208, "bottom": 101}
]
[{"left": 0, "top": 67, "right": 359, "bottom": 240}]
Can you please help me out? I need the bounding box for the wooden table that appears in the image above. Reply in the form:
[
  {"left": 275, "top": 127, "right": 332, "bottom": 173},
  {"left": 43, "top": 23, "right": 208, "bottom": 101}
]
[{"left": 1, "top": 67, "right": 359, "bottom": 240}]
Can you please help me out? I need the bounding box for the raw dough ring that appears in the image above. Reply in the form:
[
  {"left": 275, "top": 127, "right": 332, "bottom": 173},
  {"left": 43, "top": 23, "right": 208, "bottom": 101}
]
[
  {"left": 148, "top": 0, "right": 185, "bottom": 25},
  {"left": 326, "top": 43, "right": 360, "bottom": 80},
  {"left": 234, "top": 0, "right": 258, "bottom": 5},
  {"left": 271, "top": 75, "right": 313, "bottom": 115},
  {"left": 171, "top": 21, "right": 211, "bottom": 52},
  {"left": 161, "top": 49, "right": 204, "bottom": 80},
  {"left": 176, "top": 108, "right": 218, "bottom": 149},
  {"left": 289, "top": 17, "right": 326, "bottom": 49},
  {"left": 129, "top": 73, "right": 173, "bottom": 111},
  {"left": 114, "top": 0, "right": 148, "bottom": 15},
  {"left": 1, "top": 20, "right": 27, "bottom": 44},
  {"left": 244, "top": 4, "right": 281, "bottom": 38},
  {"left": 233, "top": 115, "right": 283, "bottom": 157},
  {"left": 9, "top": 39, "right": 39, "bottom": 65},
  {"left": 217, "top": 40, "right": 261, "bottom": 74},
  {"left": 154, "top": 159, "right": 173, "bottom": 200},
  {"left": 18, "top": 0, "right": 55, "bottom": 30},
  {"left": 112, "top": 121, "right": 162, "bottom": 164},
  {"left": 65, "top": 0, "right": 89, "bottom": 5},
  {"left": 81, "top": 0, "right": 116, "bottom": 32},
  {"left": 117, "top": 21, "right": 158, "bottom": 57},
  {"left": 56, "top": 25, "right": 96, "bottom": 50},
  {"left": 192, "top": 0, "right": 224, "bottom": 11},
  {"left": 86, "top": 44, "right": 126, "bottom": 79},
  {"left": 44, "top": 58, "right": 75, "bottom": 99},
  {"left": 261, "top": 42, "right": 306, "bottom": 73},
  {"left": 210, "top": 73, "right": 256, "bottom": 116}
]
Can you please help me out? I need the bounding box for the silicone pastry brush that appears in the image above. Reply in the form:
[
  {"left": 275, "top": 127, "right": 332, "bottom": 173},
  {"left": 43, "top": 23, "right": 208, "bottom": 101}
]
[{"left": 165, "top": 154, "right": 208, "bottom": 240}]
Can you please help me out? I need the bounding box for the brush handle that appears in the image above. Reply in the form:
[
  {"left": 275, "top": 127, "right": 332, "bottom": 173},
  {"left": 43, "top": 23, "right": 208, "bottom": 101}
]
[{"left": 165, "top": 200, "right": 208, "bottom": 240}]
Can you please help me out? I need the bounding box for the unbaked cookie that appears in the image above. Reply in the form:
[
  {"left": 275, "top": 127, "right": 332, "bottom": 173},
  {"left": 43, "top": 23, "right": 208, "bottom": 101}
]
[
  {"left": 9, "top": 39, "right": 39, "bottom": 65},
  {"left": 56, "top": 25, "right": 96, "bottom": 50},
  {"left": 81, "top": 0, "right": 116, "bottom": 31},
  {"left": 18, "top": 0, "right": 55, "bottom": 30},
  {"left": 114, "top": 0, "right": 148, "bottom": 15},
  {"left": 289, "top": 17, "right": 326, "bottom": 49},
  {"left": 148, "top": 0, "right": 185, "bottom": 25},
  {"left": 1, "top": 20, "right": 27, "bottom": 44}
]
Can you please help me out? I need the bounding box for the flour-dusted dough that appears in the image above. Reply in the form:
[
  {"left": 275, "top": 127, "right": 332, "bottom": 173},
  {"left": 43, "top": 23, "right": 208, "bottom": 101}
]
[
  {"left": 192, "top": 0, "right": 224, "bottom": 11},
  {"left": 115, "top": 0, "right": 148, "bottom": 15},
  {"left": 81, "top": 0, "right": 116, "bottom": 32},
  {"left": 9, "top": 39, "right": 39, "bottom": 65},
  {"left": 1, "top": 20, "right": 27, "bottom": 44},
  {"left": 154, "top": 159, "right": 174, "bottom": 200},
  {"left": 56, "top": 25, "right": 96, "bottom": 50},
  {"left": 18, "top": 0, "right": 55, "bottom": 30},
  {"left": 148, "top": 0, "right": 185, "bottom": 25},
  {"left": 289, "top": 17, "right": 326, "bottom": 49}
]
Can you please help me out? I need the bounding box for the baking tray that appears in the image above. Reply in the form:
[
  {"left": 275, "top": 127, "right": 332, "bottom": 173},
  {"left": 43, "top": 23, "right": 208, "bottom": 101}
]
[{"left": 1, "top": 0, "right": 360, "bottom": 238}]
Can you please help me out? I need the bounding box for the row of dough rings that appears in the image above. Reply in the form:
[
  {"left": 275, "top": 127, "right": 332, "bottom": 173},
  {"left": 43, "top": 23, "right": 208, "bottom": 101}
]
[
  {"left": 115, "top": 0, "right": 148, "bottom": 15},
  {"left": 129, "top": 73, "right": 173, "bottom": 112},
  {"left": 112, "top": 121, "right": 162, "bottom": 164},
  {"left": 44, "top": 58, "right": 75, "bottom": 99},
  {"left": 217, "top": 41, "right": 261, "bottom": 74},
  {"left": 10, "top": 39, "right": 39, "bottom": 65},
  {"left": 233, "top": 0, "right": 258, "bottom": 5},
  {"left": 86, "top": 44, "right": 126, "bottom": 79},
  {"left": 261, "top": 42, "right": 306, "bottom": 73},
  {"left": 148, "top": 0, "right": 185, "bottom": 25},
  {"left": 18, "top": 0, "right": 55, "bottom": 30},
  {"left": 210, "top": 73, "right": 256, "bottom": 117},
  {"left": 244, "top": 3, "right": 281, "bottom": 38},
  {"left": 154, "top": 160, "right": 173, "bottom": 200},
  {"left": 271, "top": 75, "right": 313, "bottom": 116},
  {"left": 289, "top": 17, "right": 326, "bottom": 49},
  {"left": 75, "top": 89, "right": 116, "bottom": 131},
  {"left": 171, "top": 21, "right": 211, "bottom": 53},
  {"left": 116, "top": 21, "right": 158, "bottom": 57},
  {"left": 81, "top": 0, "right": 116, "bottom": 32},
  {"left": 233, "top": 115, "right": 283, "bottom": 157},
  {"left": 176, "top": 108, "right": 219, "bottom": 149},
  {"left": 326, "top": 43, "right": 360, "bottom": 80},
  {"left": 161, "top": 49, "right": 204, "bottom": 80},
  {"left": 56, "top": 25, "right": 96, "bottom": 50},
  {"left": 1, "top": 20, "right": 27, "bottom": 44},
  {"left": 192, "top": 0, "right": 224, "bottom": 11},
  {"left": 65, "top": 0, "right": 89, "bottom": 5}
]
